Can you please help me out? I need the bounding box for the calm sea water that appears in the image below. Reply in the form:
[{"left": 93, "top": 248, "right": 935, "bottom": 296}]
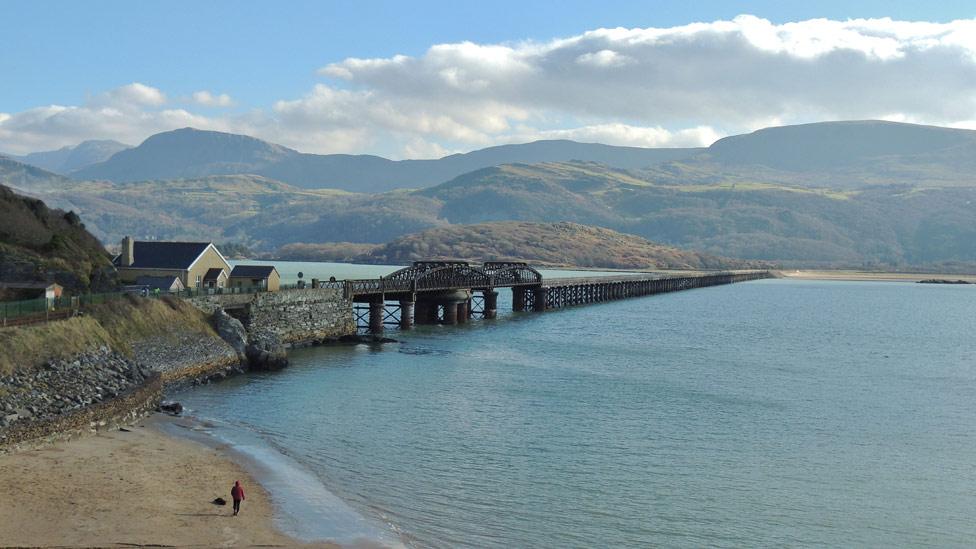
[{"left": 176, "top": 270, "right": 976, "bottom": 548}]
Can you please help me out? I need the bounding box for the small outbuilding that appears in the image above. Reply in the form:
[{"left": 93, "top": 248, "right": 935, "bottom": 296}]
[
  {"left": 0, "top": 282, "right": 64, "bottom": 301},
  {"left": 229, "top": 265, "right": 280, "bottom": 291}
]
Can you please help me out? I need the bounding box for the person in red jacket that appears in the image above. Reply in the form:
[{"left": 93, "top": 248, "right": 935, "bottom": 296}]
[{"left": 231, "top": 480, "right": 245, "bottom": 516}]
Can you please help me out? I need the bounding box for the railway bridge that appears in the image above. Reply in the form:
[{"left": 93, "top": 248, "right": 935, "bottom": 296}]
[{"left": 337, "top": 261, "right": 772, "bottom": 333}]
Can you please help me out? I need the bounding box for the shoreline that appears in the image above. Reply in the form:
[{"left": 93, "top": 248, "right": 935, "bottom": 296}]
[
  {"left": 159, "top": 409, "right": 404, "bottom": 548},
  {"left": 0, "top": 414, "right": 335, "bottom": 548},
  {"left": 779, "top": 269, "right": 976, "bottom": 282}
]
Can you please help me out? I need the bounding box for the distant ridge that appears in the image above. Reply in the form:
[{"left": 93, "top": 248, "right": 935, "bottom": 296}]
[
  {"left": 70, "top": 128, "right": 701, "bottom": 192},
  {"left": 705, "top": 120, "right": 976, "bottom": 171},
  {"left": 9, "top": 140, "right": 130, "bottom": 174},
  {"left": 59, "top": 120, "right": 976, "bottom": 192},
  {"left": 0, "top": 155, "right": 72, "bottom": 191}
]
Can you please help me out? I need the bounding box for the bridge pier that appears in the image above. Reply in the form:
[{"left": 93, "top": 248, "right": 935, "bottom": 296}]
[
  {"left": 457, "top": 300, "right": 469, "bottom": 323},
  {"left": 532, "top": 286, "right": 548, "bottom": 312},
  {"left": 483, "top": 290, "right": 498, "bottom": 319},
  {"left": 443, "top": 302, "right": 458, "bottom": 324},
  {"left": 512, "top": 287, "right": 527, "bottom": 312},
  {"left": 399, "top": 299, "right": 414, "bottom": 329},
  {"left": 368, "top": 299, "right": 385, "bottom": 334},
  {"left": 413, "top": 301, "right": 433, "bottom": 325}
]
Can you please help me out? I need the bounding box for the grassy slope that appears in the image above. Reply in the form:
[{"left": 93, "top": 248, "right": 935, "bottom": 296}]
[{"left": 0, "top": 296, "right": 215, "bottom": 375}]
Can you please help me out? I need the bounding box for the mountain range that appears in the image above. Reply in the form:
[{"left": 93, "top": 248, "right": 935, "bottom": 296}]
[
  {"left": 3, "top": 120, "right": 963, "bottom": 193},
  {"left": 4, "top": 120, "right": 976, "bottom": 271},
  {"left": 6, "top": 140, "right": 130, "bottom": 174},
  {"left": 68, "top": 128, "right": 699, "bottom": 193}
]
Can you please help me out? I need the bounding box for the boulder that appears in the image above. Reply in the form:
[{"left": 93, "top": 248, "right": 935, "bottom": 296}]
[
  {"left": 245, "top": 337, "right": 288, "bottom": 371},
  {"left": 212, "top": 308, "right": 248, "bottom": 359},
  {"left": 159, "top": 401, "right": 183, "bottom": 415}
]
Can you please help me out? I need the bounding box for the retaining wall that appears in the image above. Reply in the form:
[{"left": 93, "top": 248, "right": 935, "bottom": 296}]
[
  {"left": 0, "top": 372, "right": 162, "bottom": 452},
  {"left": 189, "top": 288, "right": 356, "bottom": 346}
]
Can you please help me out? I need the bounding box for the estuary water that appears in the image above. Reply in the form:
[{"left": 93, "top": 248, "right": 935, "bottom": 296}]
[{"left": 176, "top": 267, "right": 976, "bottom": 548}]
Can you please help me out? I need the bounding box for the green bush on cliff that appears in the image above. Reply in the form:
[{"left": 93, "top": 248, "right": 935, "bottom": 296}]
[{"left": 0, "top": 184, "right": 118, "bottom": 293}]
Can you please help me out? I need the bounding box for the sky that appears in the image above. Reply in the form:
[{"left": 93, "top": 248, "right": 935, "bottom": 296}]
[{"left": 2, "top": 0, "right": 976, "bottom": 158}]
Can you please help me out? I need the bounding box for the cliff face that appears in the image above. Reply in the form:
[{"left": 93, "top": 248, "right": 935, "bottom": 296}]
[{"left": 0, "top": 184, "right": 117, "bottom": 293}]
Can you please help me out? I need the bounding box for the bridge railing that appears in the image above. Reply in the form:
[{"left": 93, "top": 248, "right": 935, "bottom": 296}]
[
  {"left": 342, "top": 272, "right": 545, "bottom": 297},
  {"left": 542, "top": 270, "right": 771, "bottom": 287}
]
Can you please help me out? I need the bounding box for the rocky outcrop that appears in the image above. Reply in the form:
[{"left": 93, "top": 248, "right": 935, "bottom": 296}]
[
  {"left": 212, "top": 308, "right": 248, "bottom": 358},
  {"left": 245, "top": 337, "right": 288, "bottom": 370}
]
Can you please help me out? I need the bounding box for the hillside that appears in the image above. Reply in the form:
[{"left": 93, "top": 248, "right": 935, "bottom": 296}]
[
  {"left": 68, "top": 128, "right": 699, "bottom": 192},
  {"left": 55, "top": 120, "right": 976, "bottom": 192},
  {"left": 647, "top": 120, "right": 976, "bottom": 189},
  {"left": 15, "top": 159, "right": 976, "bottom": 270},
  {"left": 0, "top": 156, "right": 73, "bottom": 191},
  {"left": 340, "top": 222, "right": 760, "bottom": 270},
  {"left": 0, "top": 184, "right": 118, "bottom": 292},
  {"left": 7, "top": 120, "right": 976, "bottom": 270},
  {"left": 9, "top": 140, "right": 130, "bottom": 174}
]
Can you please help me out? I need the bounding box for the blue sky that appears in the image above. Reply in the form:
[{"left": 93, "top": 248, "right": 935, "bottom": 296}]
[{"left": 3, "top": 1, "right": 976, "bottom": 157}]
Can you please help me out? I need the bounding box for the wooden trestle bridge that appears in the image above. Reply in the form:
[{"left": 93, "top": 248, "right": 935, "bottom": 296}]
[{"left": 331, "top": 261, "right": 772, "bottom": 333}]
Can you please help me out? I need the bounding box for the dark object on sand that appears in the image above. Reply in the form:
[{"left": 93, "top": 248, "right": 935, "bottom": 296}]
[
  {"left": 917, "top": 279, "right": 972, "bottom": 284},
  {"left": 212, "top": 497, "right": 227, "bottom": 505},
  {"left": 118, "top": 427, "right": 131, "bottom": 432},
  {"left": 159, "top": 401, "right": 183, "bottom": 415}
]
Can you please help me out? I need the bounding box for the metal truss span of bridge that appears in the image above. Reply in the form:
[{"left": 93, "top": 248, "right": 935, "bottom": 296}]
[{"left": 336, "top": 261, "right": 772, "bottom": 333}]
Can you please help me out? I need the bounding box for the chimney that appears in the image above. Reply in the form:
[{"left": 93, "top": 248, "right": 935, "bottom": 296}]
[{"left": 121, "top": 236, "right": 134, "bottom": 267}]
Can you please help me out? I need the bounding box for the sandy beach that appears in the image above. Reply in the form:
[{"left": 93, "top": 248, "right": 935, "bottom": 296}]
[
  {"left": 0, "top": 415, "right": 334, "bottom": 548},
  {"left": 779, "top": 269, "right": 976, "bottom": 282}
]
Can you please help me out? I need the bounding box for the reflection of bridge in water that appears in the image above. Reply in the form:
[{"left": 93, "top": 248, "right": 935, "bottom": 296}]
[{"left": 335, "top": 261, "right": 772, "bottom": 333}]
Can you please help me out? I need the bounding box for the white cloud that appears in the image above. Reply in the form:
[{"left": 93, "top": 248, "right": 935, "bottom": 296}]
[
  {"left": 192, "top": 90, "right": 234, "bottom": 107},
  {"left": 512, "top": 123, "right": 719, "bottom": 148},
  {"left": 4, "top": 16, "right": 976, "bottom": 158},
  {"left": 95, "top": 82, "right": 167, "bottom": 108}
]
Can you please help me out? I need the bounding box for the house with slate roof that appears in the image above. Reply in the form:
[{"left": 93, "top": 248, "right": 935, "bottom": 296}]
[
  {"left": 229, "top": 265, "right": 280, "bottom": 291},
  {"left": 113, "top": 236, "right": 232, "bottom": 290}
]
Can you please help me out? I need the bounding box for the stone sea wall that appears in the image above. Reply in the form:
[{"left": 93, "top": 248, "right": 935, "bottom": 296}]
[
  {"left": 0, "top": 289, "right": 353, "bottom": 450},
  {"left": 0, "top": 362, "right": 162, "bottom": 452},
  {"left": 130, "top": 332, "right": 241, "bottom": 384},
  {"left": 189, "top": 288, "right": 356, "bottom": 346}
]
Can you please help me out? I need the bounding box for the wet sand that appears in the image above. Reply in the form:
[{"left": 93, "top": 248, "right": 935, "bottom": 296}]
[
  {"left": 0, "top": 415, "right": 335, "bottom": 547},
  {"left": 780, "top": 269, "right": 976, "bottom": 282}
]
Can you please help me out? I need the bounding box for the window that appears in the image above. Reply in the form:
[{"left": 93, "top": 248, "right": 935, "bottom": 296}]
[{"left": 196, "top": 275, "right": 201, "bottom": 288}]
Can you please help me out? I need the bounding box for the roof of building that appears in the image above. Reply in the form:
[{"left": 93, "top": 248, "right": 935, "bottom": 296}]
[
  {"left": 230, "top": 265, "right": 278, "bottom": 278},
  {"left": 203, "top": 268, "right": 226, "bottom": 281},
  {"left": 114, "top": 241, "right": 214, "bottom": 270},
  {"left": 134, "top": 275, "right": 184, "bottom": 290}
]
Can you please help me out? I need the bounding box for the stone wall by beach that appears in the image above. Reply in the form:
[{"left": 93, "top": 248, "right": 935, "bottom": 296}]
[
  {"left": 188, "top": 288, "right": 356, "bottom": 346},
  {"left": 130, "top": 332, "right": 241, "bottom": 384},
  {"left": 0, "top": 289, "right": 354, "bottom": 449},
  {"left": 0, "top": 356, "right": 162, "bottom": 452}
]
